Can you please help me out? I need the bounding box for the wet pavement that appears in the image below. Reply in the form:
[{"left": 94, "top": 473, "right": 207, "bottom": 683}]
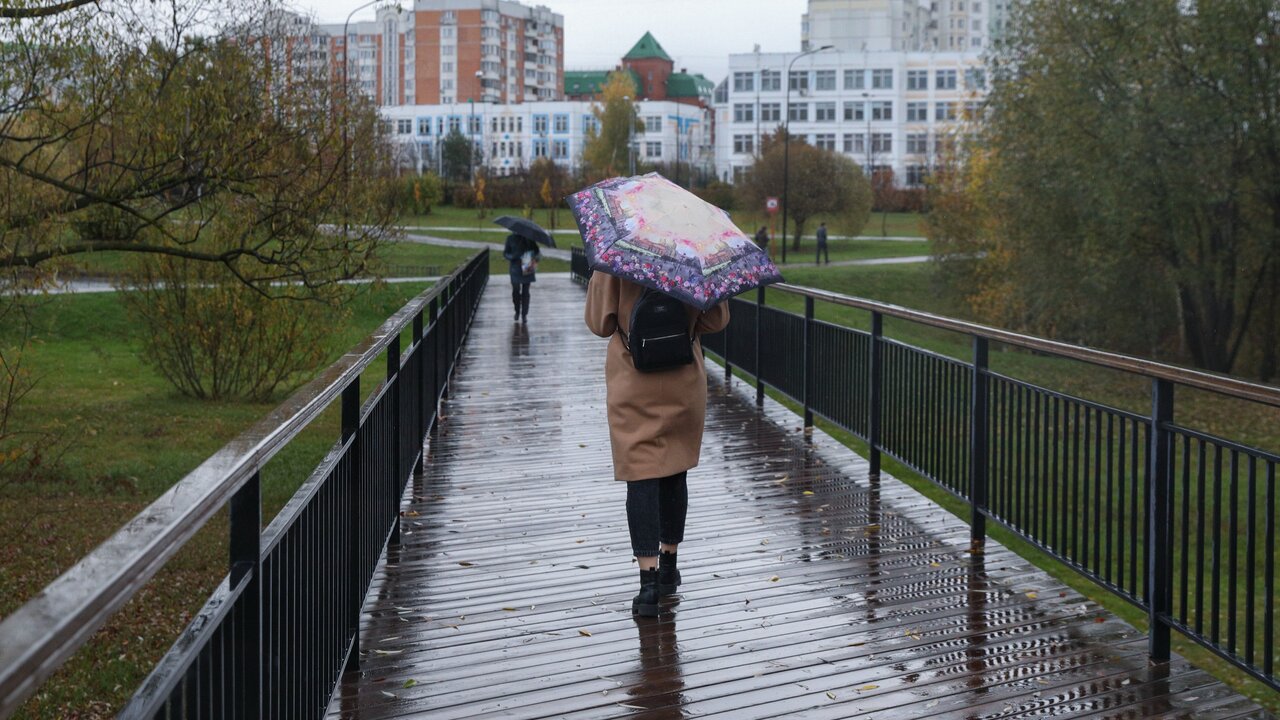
[{"left": 327, "top": 278, "right": 1273, "bottom": 719}]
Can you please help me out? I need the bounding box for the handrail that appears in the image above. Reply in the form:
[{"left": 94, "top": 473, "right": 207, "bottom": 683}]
[
  {"left": 0, "top": 251, "right": 485, "bottom": 717},
  {"left": 772, "top": 283, "right": 1280, "bottom": 409}
]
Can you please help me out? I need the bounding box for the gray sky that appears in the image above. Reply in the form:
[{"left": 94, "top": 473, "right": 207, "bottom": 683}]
[{"left": 291, "top": 0, "right": 809, "bottom": 82}]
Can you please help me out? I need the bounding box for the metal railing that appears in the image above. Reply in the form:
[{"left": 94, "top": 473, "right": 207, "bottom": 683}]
[
  {"left": 569, "top": 246, "right": 592, "bottom": 285},
  {"left": 699, "top": 282, "right": 1279, "bottom": 694},
  {"left": 0, "top": 250, "right": 490, "bottom": 718}
]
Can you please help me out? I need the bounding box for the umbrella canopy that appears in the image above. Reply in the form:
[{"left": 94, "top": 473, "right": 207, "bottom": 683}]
[
  {"left": 566, "top": 173, "right": 783, "bottom": 311},
  {"left": 494, "top": 215, "right": 555, "bottom": 247}
]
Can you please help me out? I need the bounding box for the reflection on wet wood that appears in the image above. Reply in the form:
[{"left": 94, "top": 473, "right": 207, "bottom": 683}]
[{"left": 328, "top": 276, "right": 1272, "bottom": 720}]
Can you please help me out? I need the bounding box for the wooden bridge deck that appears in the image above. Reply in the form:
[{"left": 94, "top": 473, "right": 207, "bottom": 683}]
[{"left": 327, "top": 276, "right": 1272, "bottom": 720}]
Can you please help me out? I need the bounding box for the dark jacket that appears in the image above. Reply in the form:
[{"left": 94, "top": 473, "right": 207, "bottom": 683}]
[
  {"left": 816, "top": 226, "right": 828, "bottom": 245},
  {"left": 503, "top": 233, "right": 541, "bottom": 284},
  {"left": 754, "top": 228, "right": 770, "bottom": 247}
]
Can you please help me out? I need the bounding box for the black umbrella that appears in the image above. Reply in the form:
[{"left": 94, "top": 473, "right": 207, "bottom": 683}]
[{"left": 494, "top": 215, "right": 555, "bottom": 248}]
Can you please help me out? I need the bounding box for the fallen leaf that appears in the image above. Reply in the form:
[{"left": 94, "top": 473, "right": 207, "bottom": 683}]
[
  {"left": 458, "top": 561, "right": 475, "bottom": 567},
  {"left": 403, "top": 679, "right": 418, "bottom": 689},
  {"left": 803, "top": 490, "right": 814, "bottom": 496},
  {"left": 380, "top": 690, "right": 397, "bottom": 699},
  {"left": 1025, "top": 592, "right": 1038, "bottom": 600},
  {"left": 502, "top": 607, "right": 518, "bottom": 612},
  {"left": 826, "top": 691, "right": 836, "bottom": 700},
  {"left": 856, "top": 684, "right": 879, "bottom": 691},
  {"left": 373, "top": 649, "right": 403, "bottom": 656},
  {"left": 926, "top": 699, "right": 939, "bottom": 709},
  {"left": 769, "top": 575, "right": 781, "bottom": 582},
  {"left": 579, "top": 629, "right": 593, "bottom": 637}
]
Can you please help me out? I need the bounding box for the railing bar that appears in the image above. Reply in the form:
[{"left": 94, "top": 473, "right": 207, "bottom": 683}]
[
  {"left": 1179, "top": 432, "right": 1191, "bottom": 625},
  {"left": 1033, "top": 389, "right": 1043, "bottom": 544},
  {"left": 1117, "top": 417, "right": 1128, "bottom": 591},
  {"left": 1165, "top": 425, "right": 1280, "bottom": 463},
  {"left": 1195, "top": 438, "right": 1206, "bottom": 635},
  {"left": 1228, "top": 449, "right": 1240, "bottom": 656},
  {"left": 1105, "top": 412, "right": 1114, "bottom": 584},
  {"left": 1071, "top": 402, "right": 1082, "bottom": 564},
  {"left": 1264, "top": 460, "right": 1275, "bottom": 678},
  {"left": 1245, "top": 454, "right": 1257, "bottom": 666},
  {"left": 1092, "top": 406, "right": 1103, "bottom": 575},
  {"left": 771, "top": 283, "right": 1280, "bottom": 409},
  {"left": 1212, "top": 444, "right": 1223, "bottom": 645},
  {"left": 1129, "top": 420, "right": 1141, "bottom": 596}
]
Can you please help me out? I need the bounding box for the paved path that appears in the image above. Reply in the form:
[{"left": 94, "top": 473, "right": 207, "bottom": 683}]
[
  {"left": 404, "top": 225, "right": 927, "bottom": 243},
  {"left": 326, "top": 277, "right": 1269, "bottom": 720}
]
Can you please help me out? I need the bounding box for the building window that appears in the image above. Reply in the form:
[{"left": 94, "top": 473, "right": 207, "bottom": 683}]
[
  {"left": 872, "top": 101, "right": 893, "bottom": 121},
  {"left": 905, "top": 165, "right": 928, "bottom": 187},
  {"left": 787, "top": 103, "right": 808, "bottom": 122},
  {"left": 936, "top": 69, "right": 957, "bottom": 90},
  {"left": 814, "top": 102, "right": 836, "bottom": 122},
  {"left": 871, "top": 133, "right": 892, "bottom": 153},
  {"left": 733, "top": 134, "right": 754, "bottom": 154},
  {"left": 442, "top": 62, "right": 454, "bottom": 73},
  {"left": 964, "top": 68, "right": 986, "bottom": 90},
  {"left": 733, "top": 103, "right": 755, "bottom": 123},
  {"left": 442, "top": 78, "right": 454, "bottom": 90},
  {"left": 935, "top": 101, "right": 957, "bottom": 121},
  {"left": 759, "top": 103, "right": 781, "bottom": 122},
  {"left": 441, "top": 27, "right": 454, "bottom": 39},
  {"left": 533, "top": 139, "right": 548, "bottom": 157},
  {"left": 644, "top": 115, "right": 662, "bottom": 132},
  {"left": 814, "top": 70, "right": 836, "bottom": 91},
  {"left": 844, "top": 69, "right": 864, "bottom": 90},
  {"left": 907, "top": 102, "right": 928, "bottom": 122},
  {"left": 814, "top": 133, "right": 836, "bottom": 151},
  {"left": 907, "top": 70, "right": 928, "bottom": 90},
  {"left": 552, "top": 139, "right": 568, "bottom": 158},
  {"left": 733, "top": 71, "right": 754, "bottom": 92},
  {"left": 441, "top": 45, "right": 455, "bottom": 56},
  {"left": 448, "top": 116, "right": 461, "bottom": 133},
  {"left": 417, "top": 117, "right": 431, "bottom": 135},
  {"left": 533, "top": 115, "right": 548, "bottom": 133},
  {"left": 843, "top": 133, "right": 864, "bottom": 154},
  {"left": 396, "top": 119, "right": 411, "bottom": 134},
  {"left": 469, "top": 116, "right": 481, "bottom": 134},
  {"left": 788, "top": 70, "right": 808, "bottom": 92},
  {"left": 553, "top": 114, "right": 569, "bottom": 133},
  {"left": 583, "top": 115, "right": 599, "bottom": 134},
  {"left": 843, "top": 101, "right": 865, "bottom": 122},
  {"left": 645, "top": 141, "right": 662, "bottom": 158},
  {"left": 907, "top": 133, "right": 929, "bottom": 154},
  {"left": 871, "top": 69, "right": 893, "bottom": 89},
  {"left": 965, "top": 101, "right": 983, "bottom": 119}
]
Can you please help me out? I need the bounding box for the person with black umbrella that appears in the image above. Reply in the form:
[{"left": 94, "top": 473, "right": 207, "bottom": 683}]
[{"left": 496, "top": 216, "right": 553, "bottom": 323}]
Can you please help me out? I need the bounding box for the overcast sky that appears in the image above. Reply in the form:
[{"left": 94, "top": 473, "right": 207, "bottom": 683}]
[{"left": 291, "top": 0, "right": 809, "bottom": 81}]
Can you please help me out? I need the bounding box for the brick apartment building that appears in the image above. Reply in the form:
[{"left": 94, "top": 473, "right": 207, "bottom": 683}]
[{"left": 264, "top": 0, "right": 564, "bottom": 107}]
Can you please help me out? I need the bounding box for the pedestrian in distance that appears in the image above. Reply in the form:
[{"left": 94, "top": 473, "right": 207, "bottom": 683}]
[
  {"left": 815, "top": 221, "right": 830, "bottom": 265},
  {"left": 503, "top": 232, "right": 541, "bottom": 322},
  {"left": 754, "top": 226, "right": 770, "bottom": 250},
  {"left": 584, "top": 271, "right": 730, "bottom": 617}
]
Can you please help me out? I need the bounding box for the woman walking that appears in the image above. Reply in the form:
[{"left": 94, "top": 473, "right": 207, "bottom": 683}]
[
  {"left": 584, "top": 272, "right": 729, "bottom": 617},
  {"left": 503, "top": 232, "right": 541, "bottom": 322}
]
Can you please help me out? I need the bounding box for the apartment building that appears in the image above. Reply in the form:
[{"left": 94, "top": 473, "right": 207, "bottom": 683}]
[
  {"left": 802, "top": 0, "right": 1017, "bottom": 53},
  {"left": 265, "top": 0, "right": 564, "bottom": 107},
  {"left": 381, "top": 98, "right": 712, "bottom": 178}
]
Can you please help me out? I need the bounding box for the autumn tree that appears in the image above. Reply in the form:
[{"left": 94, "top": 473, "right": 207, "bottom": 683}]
[
  {"left": 582, "top": 71, "right": 640, "bottom": 179},
  {"left": 528, "top": 157, "right": 569, "bottom": 229},
  {"left": 737, "top": 130, "right": 872, "bottom": 250},
  {"left": 930, "top": 0, "right": 1280, "bottom": 374}
]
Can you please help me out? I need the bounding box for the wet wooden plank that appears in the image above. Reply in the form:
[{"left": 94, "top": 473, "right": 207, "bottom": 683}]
[{"left": 327, "top": 276, "right": 1273, "bottom": 720}]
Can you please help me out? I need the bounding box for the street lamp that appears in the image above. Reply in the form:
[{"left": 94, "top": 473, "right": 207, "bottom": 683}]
[
  {"left": 781, "top": 44, "right": 833, "bottom": 263},
  {"left": 623, "top": 95, "right": 635, "bottom": 175},
  {"left": 341, "top": 0, "right": 383, "bottom": 236}
]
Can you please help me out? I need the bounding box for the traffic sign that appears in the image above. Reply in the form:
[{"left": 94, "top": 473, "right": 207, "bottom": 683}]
[{"left": 765, "top": 197, "right": 779, "bottom": 214}]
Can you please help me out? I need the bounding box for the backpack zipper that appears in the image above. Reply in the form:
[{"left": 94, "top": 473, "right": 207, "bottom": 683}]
[{"left": 642, "top": 333, "right": 687, "bottom": 347}]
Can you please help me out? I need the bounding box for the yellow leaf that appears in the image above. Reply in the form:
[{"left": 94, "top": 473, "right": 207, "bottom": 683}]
[
  {"left": 803, "top": 490, "right": 814, "bottom": 496},
  {"left": 579, "top": 629, "right": 593, "bottom": 637},
  {"left": 826, "top": 691, "right": 836, "bottom": 700},
  {"left": 857, "top": 684, "right": 879, "bottom": 691},
  {"left": 769, "top": 575, "right": 781, "bottom": 582},
  {"left": 1025, "top": 592, "right": 1038, "bottom": 600}
]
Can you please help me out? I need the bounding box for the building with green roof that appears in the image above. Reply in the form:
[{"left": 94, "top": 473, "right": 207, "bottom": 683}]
[{"left": 564, "top": 32, "right": 713, "bottom": 109}]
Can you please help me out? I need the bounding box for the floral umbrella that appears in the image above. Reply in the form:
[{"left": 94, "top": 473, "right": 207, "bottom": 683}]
[{"left": 566, "top": 173, "right": 783, "bottom": 311}]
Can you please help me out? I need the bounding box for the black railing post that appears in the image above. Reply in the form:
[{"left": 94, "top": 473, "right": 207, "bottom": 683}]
[
  {"left": 755, "top": 286, "right": 765, "bottom": 407},
  {"left": 869, "top": 311, "right": 883, "bottom": 477},
  {"left": 428, "top": 297, "right": 440, "bottom": 432},
  {"left": 228, "top": 471, "right": 260, "bottom": 718},
  {"left": 387, "top": 336, "right": 402, "bottom": 547},
  {"left": 969, "top": 336, "right": 989, "bottom": 552},
  {"left": 341, "top": 378, "right": 361, "bottom": 673},
  {"left": 1147, "top": 378, "right": 1174, "bottom": 661},
  {"left": 413, "top": 310, "right": 425, "bottom": 475},
  {"left": 724, "top": 303, "right": 733, "bottom": 381},
  {"left": 803, "top": 296, "right": 814, "bottom": 430}
]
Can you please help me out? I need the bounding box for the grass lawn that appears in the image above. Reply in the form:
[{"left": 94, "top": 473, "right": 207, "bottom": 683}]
[
  {"left": 2, "top": 278, "right": 443, "bottom": 718},
  {"left": 717, "top": 260, "right": 1280, "bottom": 712}
]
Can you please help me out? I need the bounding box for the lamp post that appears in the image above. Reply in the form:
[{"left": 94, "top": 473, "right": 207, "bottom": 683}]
[
  {"left": 469, "top": 70, "right": 482, "bottom": 180},
  {"left": 341, "top": 0, "right": 383, "bottom": 236},
  {"left": 781, "top": 44, "right": 833, "bottom": 264},
  {"left": 862, "top": 90, "right": 873, "bottom": 176},
  {"left": 623, "top": 95, "right": 635, "bottom": 175}
]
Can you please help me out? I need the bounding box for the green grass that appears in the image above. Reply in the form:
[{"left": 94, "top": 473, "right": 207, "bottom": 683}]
[
  {"left": 713, "top": 260, "right": 1280, "bottom": 712},
  {"left": 2, "top": 277, "right": 444, "bottom": 719}
]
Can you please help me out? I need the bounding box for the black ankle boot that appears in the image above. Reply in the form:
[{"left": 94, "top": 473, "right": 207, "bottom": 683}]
[
  {"left": 632, "top": 568, "right": 660, "bottom": 617},
  {"left": 658, "top": 551, "right": 681, "bottom": 597}
]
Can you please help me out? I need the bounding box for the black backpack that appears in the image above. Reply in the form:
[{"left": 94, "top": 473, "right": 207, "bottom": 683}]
[{"left": 619, "top": 289, "right": 694, "bottom": 372}]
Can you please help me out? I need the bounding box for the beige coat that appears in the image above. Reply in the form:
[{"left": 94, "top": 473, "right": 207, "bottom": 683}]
[{"left": 584, "top": 272, "right": 731, "bottom": 481}]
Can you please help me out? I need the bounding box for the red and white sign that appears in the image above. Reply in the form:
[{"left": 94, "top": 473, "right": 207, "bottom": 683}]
[{"left": 765, "top": 197, "right": 779, "bottom": 214}]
